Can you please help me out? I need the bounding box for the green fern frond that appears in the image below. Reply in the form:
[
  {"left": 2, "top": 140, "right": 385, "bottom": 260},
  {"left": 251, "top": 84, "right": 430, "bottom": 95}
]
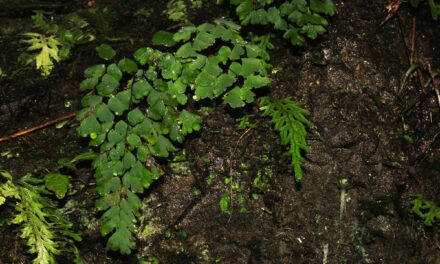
[
  {"left": 0, "top": 171, "right": 58, "bottom": 264},
  {"left": 259, "top": 96, "right": 311, "bottom": 181},
  {"left": 21, "top": 32, "right": 61, "bottom": 76},
  {"left": 14, "top": 187, "right": 59, "bottom": 264},
  {"left": 0, "top": 170, "right": 81, "bottom": 264},
  {"left": 79, "top": 7, "right": 115, "bottom": 40},
  {"left": 77, "top": 19, "right": 270, "bottom": 252}
]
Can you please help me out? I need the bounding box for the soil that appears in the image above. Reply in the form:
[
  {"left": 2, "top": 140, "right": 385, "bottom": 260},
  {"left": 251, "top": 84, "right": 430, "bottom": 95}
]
[{"left": 1, "top": 0, "right": 440, "bottom": 263}]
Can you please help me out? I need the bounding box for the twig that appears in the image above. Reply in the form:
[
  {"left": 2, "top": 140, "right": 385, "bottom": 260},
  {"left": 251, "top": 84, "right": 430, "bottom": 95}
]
[
  {"left": 0, "top": 112, "right": 77, "bottom": 142},
  {"left": 428, "top": 62, "right": 440, "bottom": 109},
  {"left": 410, "top": 15, "right": 416, "bottom": 64},
  {"left": 17, "top": 127, "right": 59, "bottom": 160},
  {"left": 1, "top": 85, "right": 57, "bottom": 160},
  {"left": 1, "top": 84, "right": 82, "bottom": 179},
  {"left": 409, "top": 16, "right": 428, "bottom": 94}
]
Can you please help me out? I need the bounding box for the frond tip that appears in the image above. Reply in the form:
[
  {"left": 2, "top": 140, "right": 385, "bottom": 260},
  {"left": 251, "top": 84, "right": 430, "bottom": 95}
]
[{"left": 259, "top": 96, "right": 311, "bottom": 181}]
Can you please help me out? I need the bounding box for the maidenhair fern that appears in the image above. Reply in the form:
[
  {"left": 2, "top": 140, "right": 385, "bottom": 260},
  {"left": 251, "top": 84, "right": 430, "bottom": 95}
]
[
  {"left": 152, "top": 18, "right": 271, "bottom": 107},
  {"left": 0, "top": 169, "right": 81, "bottom": 264},
  {"left": 164, "top": 0, "right": 206, "bottom": 24},
  {"left": 229, "top": 0, "right": 337, "bottom": 46},
  {"left": 77, "top": 44, "right": 186, "bottom": 254},
  {"left": 77, "top": 18, "right": 272, "bottom": 254},
  {"left": 259, "top": 96, "right": 311, "bottom": 181},
  {"left": 77, "top": 44, "right": 202, "bottom": 254}
]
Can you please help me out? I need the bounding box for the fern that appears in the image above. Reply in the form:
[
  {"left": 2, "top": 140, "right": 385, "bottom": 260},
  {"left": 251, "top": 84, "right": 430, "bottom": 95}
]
[
  {"left": 164, "top": 0, "right": 206, "bottom": 24},
  {"left": 259, "top": 96, "right": 311, "bottom": 181},
  {"left": 152, "top": 18, "right": 271, "bottom": 107},
  {"left": 250, "top": 33, "right": 274, "bottom": 61},
  {"left": 77, "top": 44, "right": 203, "bottom": 254},
  {"left": 20, "top": 11, "right": 94, "bottom": 76},
  {"left": 164, "top": 0, "right": 191, "bottom": 23},
  {"left": 79, "top": 7, "right": 115, "bottom": 40},
  {"left": 0, "top": 170, "right": 81, "bottom": 264},
  {"left": 411, "top": 195, "right": 440, "bottom": 226},
  {"left": 77, "top": 18, "right": 272, "bottom": 254},
  {"left": 229, "top": 0, "right": 337, "bottom": 46},
  {"left": 21, "top": 32, "right": 61, "bottom": 77}
]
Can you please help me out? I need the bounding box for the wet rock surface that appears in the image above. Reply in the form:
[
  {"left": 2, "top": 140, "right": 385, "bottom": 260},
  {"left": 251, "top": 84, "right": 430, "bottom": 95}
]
[
  {"left": 1, "top": 0, "right": 440, "bottom": 263},
  {"left": 140, "top": 1, "right": 440, "bottom": 263}
]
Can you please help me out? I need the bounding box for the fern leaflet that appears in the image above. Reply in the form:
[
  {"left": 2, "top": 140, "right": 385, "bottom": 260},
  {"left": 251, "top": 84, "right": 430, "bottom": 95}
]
[{"left": 259, "top": 96, "right": 311, "bottom": 181}]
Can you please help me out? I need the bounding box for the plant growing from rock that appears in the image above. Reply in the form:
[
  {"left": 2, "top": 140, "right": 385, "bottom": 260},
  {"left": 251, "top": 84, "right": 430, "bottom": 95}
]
[
  {"left": 227, "top": 0, "right": 337, "bottom": 46},
  {"left": 164, "top": 0, "right": 206, "bottom": 24},
  {"left": 259, "top": 96, "right": 311, "bottom": 181},
  {"left": 0, "top": 169, "right": 82, "bottom": 264},
  {"left": 76, "top": 18, "right": 274, "bottom": 254},
  {"left": 20, "top": 11, "right": 94, "bottom": 76},
  {"left": 411, "top": 194, "right": 440, "bottom": 226},
  {"left": 152, "top": 18, "right": 271, "bottom": 107},
  {"left": 76, "top": 8, "right": 319, "bottom": 251}
]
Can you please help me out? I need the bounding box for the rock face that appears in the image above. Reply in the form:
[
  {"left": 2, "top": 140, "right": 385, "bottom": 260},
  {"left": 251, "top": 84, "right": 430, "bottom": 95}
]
[
  {"left": 137, "top": 1, "right": 440, "bottom": 263},
  {"left": 1, "top": 0, "right": 440, "bottom": 263}
]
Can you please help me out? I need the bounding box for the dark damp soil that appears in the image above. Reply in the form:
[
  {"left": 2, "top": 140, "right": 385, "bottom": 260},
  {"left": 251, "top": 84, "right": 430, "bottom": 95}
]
[{"left": 1, "top": 0, "right": 440, "bottom": 263}]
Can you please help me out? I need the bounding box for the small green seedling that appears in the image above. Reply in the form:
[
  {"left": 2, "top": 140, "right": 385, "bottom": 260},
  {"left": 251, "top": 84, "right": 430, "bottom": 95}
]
[{"left": 411, "top": 195, "right": 440, "bottom": 226}]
